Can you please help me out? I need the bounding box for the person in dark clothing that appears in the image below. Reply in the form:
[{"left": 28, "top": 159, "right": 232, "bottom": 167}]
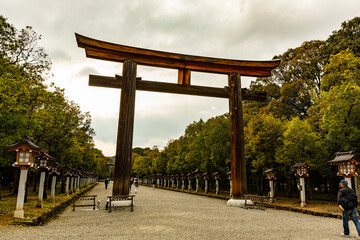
[
  {"left": 105, "top": 178, "right": 109, "bottom": 189},
  {"left": 337, "top": 179, "right": 360, "bottom": 237},
  {"left": 152, "top": 179, "right": 156, "bottom": 190}
]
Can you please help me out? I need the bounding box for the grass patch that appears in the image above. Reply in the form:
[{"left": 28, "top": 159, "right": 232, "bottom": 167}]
[{"left": 0, "top": 183, "right": 97, "bottom": 226}]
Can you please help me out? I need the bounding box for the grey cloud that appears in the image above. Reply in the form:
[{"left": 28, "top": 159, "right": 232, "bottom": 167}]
[{"left": 76, "top": 66, "right": 99, "bottom": 78}]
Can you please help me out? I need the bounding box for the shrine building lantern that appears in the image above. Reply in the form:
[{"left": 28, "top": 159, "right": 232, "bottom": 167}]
[
  {"left": 292, "top": 162, "right": 310, "bottom": 207},
  {"left": 264, "top": 168, "right": 276, "bottom": 201},
  {"left": 5, "top": 135, "right": 43, "bottom": 218},
  {"left": 36, "top": 152, "right": 52, "bottom": 208},
  {"left": 264, "top": 168, "right": 276, "bottom": 181},
  {"left": 292, "top": 162, "right": 310, "bottom": 178},
  {"left": 6, "top": 135, "right": 42, "bottom": 169},
  {"left": 328, "top": 151, "right": 360, "bottom": 189}
]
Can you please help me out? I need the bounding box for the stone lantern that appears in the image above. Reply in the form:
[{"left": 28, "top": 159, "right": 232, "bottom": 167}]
[
  {"left": 165, "top": 175, "right": 169, "bottom": 188},
  {"left": 264, "top": 168, "right": 276, "bottom": 201},
  {"left": 193, "top": 169, "right": 201, "bottom": 193},
  {"left": 181, "top": 174, "right": 186, "bottom": 190},
  {"left": 50, "top": 161, "right": 61, "bottom": 200},
  {"left": 329, "top": 151, "right": 360, "bottom": 189},
  {"left": 170, "top": 174, "right": 175, "bottom": 188},
  {"left": 292, "top": 162, "right": 310, "bottom": 207},
  {"left": 176, "top": 174, "right": 180, "bottom": 189},
  {"left": 36, "top": 152, "right": 52, "bottom": 208},
  {"left": 213, "top": 172, "right": 221, "bottom": 195},
  {"left": 227, "top": 171, "right": 232, "bottom": 197},
  {"left": 5, "top": 135, "right": 43, "bottom": 218},
  {"left": 64, "top": 168, "right": 73, "bottom": 196},
  {"left": 187, "top": 173, "right": 193, "bottom": 191},
  {"left": 156, "top": 173, "right": 162, "bottom": 187},
  {"left": 203, "top": 173, "right": 210, "bottom": 194}
]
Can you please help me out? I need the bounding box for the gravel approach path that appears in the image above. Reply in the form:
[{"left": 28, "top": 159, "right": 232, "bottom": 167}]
[{"left": 0, "top": 182, "right": 356, "bottom": 240}]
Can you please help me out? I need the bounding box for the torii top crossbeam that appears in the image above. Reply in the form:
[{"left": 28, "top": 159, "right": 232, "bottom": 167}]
[{"left": 75, "top": 33, "right": 280, "bottom": 78}]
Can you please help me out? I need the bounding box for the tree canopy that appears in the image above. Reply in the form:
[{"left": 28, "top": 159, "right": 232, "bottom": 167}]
[{"left": 0, "top": 15, "right": 108, "bottom": 178}]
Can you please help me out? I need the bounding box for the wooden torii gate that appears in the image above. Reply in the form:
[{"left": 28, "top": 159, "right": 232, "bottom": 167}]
[{"left": 75, "top": 33, "right": 280, "bottom": 199}]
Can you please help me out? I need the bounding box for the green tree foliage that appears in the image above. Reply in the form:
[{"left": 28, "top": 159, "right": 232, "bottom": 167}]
[
  {"left": 0, "top": 15, "right": 108, "bottom": 178},
  {"left": 245, "top": 113, "right": 285, "bottom": 172},
  {"left": 327, "top": 17, "right": 360, "bottom": 57}
]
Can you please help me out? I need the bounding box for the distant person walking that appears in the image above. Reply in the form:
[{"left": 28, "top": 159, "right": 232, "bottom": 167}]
[
  {"left": 337, "top": 179, "right": 360, "bottom": 237},
  {"left": 105, "top": 178, "right": 109, "bottom": 189},
  {"left": 134, "top": 178, "right": 139, "bottom": 193},
  {"left": 152, "top": 179, "right": 157, "bottom": 190}
]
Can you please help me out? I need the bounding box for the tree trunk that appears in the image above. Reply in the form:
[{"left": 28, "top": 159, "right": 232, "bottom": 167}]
[{"left": 286, "top": 173, "right": 293, "bottom": 198}]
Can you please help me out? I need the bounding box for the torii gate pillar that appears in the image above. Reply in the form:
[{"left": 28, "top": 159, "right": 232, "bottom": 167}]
[
  {"left": 228, "top": 72, "right": 246, "bottom": 198},
  {"left": 113, "top": 60, "right": 137, "bottom": 196}
]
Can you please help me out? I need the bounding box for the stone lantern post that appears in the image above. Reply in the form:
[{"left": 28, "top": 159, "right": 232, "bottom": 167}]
[
  {"left": 5, "top": 135, "right": 43, "bottom": 218},
  {"left": 156, "top": 174, "right": 162, "bottom": 187},
  {"left": 187, "top": 173, "right": 193, "bottom": 191},
  {"left": 165, "top": 175, "right": 170, "bottom": 187},
  {"left": 64, "top": 168, "right": 72, "bottom": 196},
  {"left": 176, "top": 174, "right": 180, "bottom": 189},
  {"left": 181, "top": 174, "right": 186, "bottom": 190},
  {"left": 193, "top": 169, "right": 201, "bottom": 193},
  {"left": 329, "top": 151, "right": 360, "bottom": 189},
  {"left": 264, "top": 168, "right": 276, "bottom": 201},
  {"left": 36, "top": 153, "right": 52, "bottom": 208},
  {"left": 203, "top": 173, "right": 210, "bottom": 194},
  {"left": 50, "top": 162, "right": 61, "bottom": 200},
  {"left": 171, "top": 175, "right": 175, "bottom": 188},
  {"left": 227, "top": 171, "right": 232, "bottom": 197},
  {"left": 213, "top": 172, "right": 221, "bottom": 195},
  {"left": 292, "top": 162, "right": 310, "bottom": 207}
]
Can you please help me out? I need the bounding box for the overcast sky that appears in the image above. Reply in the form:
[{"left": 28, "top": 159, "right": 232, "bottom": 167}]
[{"left": 1, "top": 0, "right": 360, "bottom": 156}]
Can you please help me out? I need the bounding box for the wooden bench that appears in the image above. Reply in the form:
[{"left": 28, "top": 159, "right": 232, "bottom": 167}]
[
  {"left": 73, "top": 195, "right": 97, "bottom": 211},
  {"left": 244, "top": 194, "right": 265, "bottom": 210},
  {"left": 264, "top": 197, "right": 277, "bottom": 210},
  {"left": 244, "top": 194, "right": 276, "bottom": 210},
  {"left": 108, "top": 195, "right": 135, "bottom": 212}
]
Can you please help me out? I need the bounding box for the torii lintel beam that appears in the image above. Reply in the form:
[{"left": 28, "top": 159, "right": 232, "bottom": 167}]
[
  {"left": 89, "top": 74, "right": 267, "bottom": 101},
  {"left": 75, "top": 33, "right": 280, "bottom": 77}
]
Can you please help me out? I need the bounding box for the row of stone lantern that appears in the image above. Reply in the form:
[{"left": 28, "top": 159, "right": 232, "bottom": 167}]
[
  {"left": 146, "top": 169, "right": 233, "bottom": 196},
  {"left": 263, "top": 151, "right": 360, "bottom": 208},
  {"left": 5, "top": 135, "right": 96, "bottom": 218}
]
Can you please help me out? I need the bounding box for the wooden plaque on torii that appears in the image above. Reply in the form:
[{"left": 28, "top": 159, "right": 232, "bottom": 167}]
[{"left": 75, "top": 33, "right": 280, "bottom": 199}]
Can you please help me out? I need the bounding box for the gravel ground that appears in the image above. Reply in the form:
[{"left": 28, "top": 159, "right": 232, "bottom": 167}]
[{"left": 0, "top": 182, "right": 357, "bottom": 240}]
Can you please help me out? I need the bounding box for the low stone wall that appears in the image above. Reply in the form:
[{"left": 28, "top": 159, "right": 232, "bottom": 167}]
[{"left": 15, "top": 183, "right": 98, "bottom": 226}]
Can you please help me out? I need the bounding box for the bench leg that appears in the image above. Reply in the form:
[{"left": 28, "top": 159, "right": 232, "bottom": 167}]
[{"left": 131, "top": 197, "right": 134, "bottom": 212}]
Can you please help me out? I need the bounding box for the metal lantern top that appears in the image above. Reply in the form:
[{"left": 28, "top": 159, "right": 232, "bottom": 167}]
[
  {"left": 186, "top": 172, "right": 193, "bottom": 180},
  {"left": 203, "top": 172, "right": 210, "bottom": 180},
  {"left": 36, "top": 152, "right": 53, "bottom": 171},
  {"left": 50, "top": 162, "right": 61, "bottom": 176},
  {"left": 213, "top": 172, "right": 221, "bottom": 180},
  {"left": 328, "top": 151, "right": 360, "bottom": 177},
  {"left": 64, "top": 168, "right": 74, "bottom": 177},
  {"left": 193, "top": 169, "right": 201, "bottom": 178},
  {"left": 264, "top": 168, "right": 276, "bottom": 181},
  {"left": 292, "top": 162, "right": 310, "bottom": 178},
  {"left": 5, "top": 135, "right": 43, "bottom": 169},
  {"left": 227, "top": 171, "right": 232, "bottom": 180}
]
